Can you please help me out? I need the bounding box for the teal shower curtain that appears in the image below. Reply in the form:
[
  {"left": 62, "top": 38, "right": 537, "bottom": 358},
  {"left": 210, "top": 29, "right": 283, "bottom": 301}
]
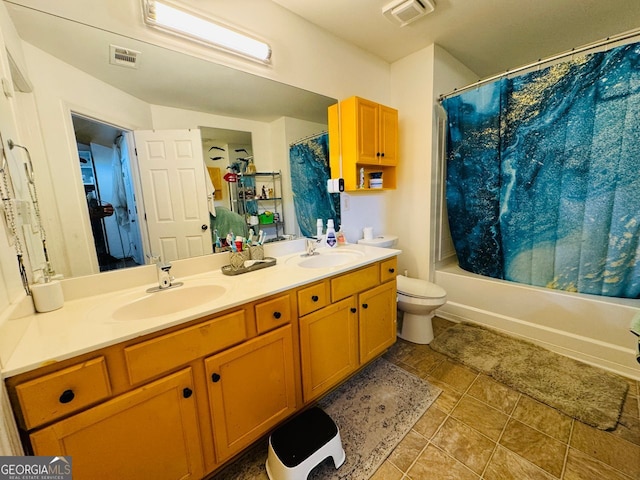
[
  {"left": 443, "top": 42, "right": 640, "bottom": 299},
  {"left": 289, "top": 133, "right": 340, "bottom": 238}
]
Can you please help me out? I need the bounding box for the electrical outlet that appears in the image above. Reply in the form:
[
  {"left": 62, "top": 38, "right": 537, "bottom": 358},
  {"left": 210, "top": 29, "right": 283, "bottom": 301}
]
[{"left": 341, "top": 193, "right": 350, "bottom": 212}]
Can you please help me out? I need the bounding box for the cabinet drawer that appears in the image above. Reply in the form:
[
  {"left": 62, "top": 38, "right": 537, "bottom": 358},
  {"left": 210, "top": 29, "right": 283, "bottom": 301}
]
[
  {"left": 330, "top": 264, "right": 379, "bottom": 302},
  {"left": 297, "top": 281, "right": 329, "bottom": 317},
  {"left": 15, "top": 357, "right": 111, "bottom": 430},
  {"left": 124, "top": 310, "right": 247, "bottom": 385},
  {"left": 256, "top": 294, "right": 291, "bottom": 334},
  {"left": 380, "top": 257, "right": 398, "bottom": 283}
]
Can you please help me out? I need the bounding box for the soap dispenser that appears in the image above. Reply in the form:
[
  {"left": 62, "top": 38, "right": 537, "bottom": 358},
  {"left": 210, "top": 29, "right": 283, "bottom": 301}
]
[{"left": 326, "top": 219, "right": 337, "bottom": 248}]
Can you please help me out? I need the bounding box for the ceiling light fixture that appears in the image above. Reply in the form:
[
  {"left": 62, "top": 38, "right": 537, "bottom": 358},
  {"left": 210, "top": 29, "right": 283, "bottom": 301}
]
[{"left": 142, "top": 0, "right": 272, "bottom": 63}]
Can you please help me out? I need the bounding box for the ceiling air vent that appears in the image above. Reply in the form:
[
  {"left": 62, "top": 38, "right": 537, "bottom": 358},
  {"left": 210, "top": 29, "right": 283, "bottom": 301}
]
[
  {"left": 382, "top": 0, "right": 435, "bottom": 27},
  {"left": 109, "top": 45, "right": 140, "bottom": 69}
]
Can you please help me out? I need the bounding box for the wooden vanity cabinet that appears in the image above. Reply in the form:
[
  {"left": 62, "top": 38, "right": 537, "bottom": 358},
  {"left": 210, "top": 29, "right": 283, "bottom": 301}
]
[
  {"left": 299, "top": 296, "right": 359, "bottom": 402},
  {"left": 205, "top": 324, "right": 297, "bottom": 462},
  {"left": 6, "top": 258, "right": 397, "bottom": 479},
  {"left": 29, "top": 368, "right": 204, "bottom": 480},
  {"left": 299, "top": 259, "right": 398, "bottom": 403},
  {"left": 328, "top": 96, "right": 398, "bottom": 191}
]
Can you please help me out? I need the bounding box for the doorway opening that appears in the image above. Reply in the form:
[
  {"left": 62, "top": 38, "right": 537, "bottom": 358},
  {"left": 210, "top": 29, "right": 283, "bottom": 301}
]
[{"left": 72, "top": 114, "right": 146, "bottom": 271}]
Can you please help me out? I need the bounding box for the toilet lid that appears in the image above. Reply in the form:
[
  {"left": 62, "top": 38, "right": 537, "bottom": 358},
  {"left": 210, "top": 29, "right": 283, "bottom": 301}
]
[{"left": 397, "top": 275, "right": 446, "bottom": 299}]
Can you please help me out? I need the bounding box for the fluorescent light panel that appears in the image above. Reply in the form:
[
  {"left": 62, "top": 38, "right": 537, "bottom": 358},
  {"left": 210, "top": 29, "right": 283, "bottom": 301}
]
[{"left": 143, "top": 1, "right": 271, "bottom": 63}]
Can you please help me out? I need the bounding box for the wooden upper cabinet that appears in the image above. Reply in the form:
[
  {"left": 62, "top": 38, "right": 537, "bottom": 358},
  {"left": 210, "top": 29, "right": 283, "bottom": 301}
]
[{"left": 329, "top": 96, "right": 398, "bottom": 191}]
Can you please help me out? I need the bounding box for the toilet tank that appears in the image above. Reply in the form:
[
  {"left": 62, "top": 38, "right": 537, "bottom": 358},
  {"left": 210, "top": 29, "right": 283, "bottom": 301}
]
[{"left": 357, "top": 235, "right": 398, "bottom": 248}]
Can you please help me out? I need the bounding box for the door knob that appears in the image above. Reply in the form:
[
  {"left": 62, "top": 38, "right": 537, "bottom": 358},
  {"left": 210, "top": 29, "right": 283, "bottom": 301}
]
[{"left": 201, "top": 224, "right": 208, "bottom": 231}]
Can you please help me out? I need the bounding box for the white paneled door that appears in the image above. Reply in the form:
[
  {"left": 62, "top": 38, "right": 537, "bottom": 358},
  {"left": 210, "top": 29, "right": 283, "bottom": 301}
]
[{"left": 134, "top": 129, "right": 212, "bottom": 262}]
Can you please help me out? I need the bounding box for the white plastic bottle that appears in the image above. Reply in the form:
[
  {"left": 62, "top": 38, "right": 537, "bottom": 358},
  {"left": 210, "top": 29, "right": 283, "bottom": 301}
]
[
  {"left": 316, "top": 219, "right": 323, "bottom": 239},
  {"left": 326, "top": 219, "right": 337, "bottom": 248}
]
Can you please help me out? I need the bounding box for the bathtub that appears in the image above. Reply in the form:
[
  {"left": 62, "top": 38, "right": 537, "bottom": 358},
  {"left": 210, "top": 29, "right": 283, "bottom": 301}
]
[{"left": 434, "top": 260, "right": 640, "bottom": 380}]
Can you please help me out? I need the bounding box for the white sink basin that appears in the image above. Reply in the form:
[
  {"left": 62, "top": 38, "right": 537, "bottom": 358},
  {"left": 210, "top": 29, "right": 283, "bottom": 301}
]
[
  {"left": 286, "top": 249, "right": 365, "bottom": 268},
  {"left": 111, "top": 284, "right": 227, "bottom": 321}
]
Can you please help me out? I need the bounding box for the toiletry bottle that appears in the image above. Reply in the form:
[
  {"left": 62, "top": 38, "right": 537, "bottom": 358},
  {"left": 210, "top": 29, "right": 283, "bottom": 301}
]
[
  {"left": 337, "top": 225, "right": 346, "bottom": 245},
  {"left": 326, "top": 219, "right": 337, "bottom": 248},
  {"left": 316, "top": 219, "right": 323, "bottom": 239}
]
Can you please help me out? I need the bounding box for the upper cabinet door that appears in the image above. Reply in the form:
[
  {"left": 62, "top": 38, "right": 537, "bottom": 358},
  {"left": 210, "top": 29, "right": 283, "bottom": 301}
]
[
  {"left": 378, "top": 105, "right": 398, "bottom": 166},
  {"left": 134, "top": 129, "right": 213, "bottom": 262},
  {"left": 356, "top": 98, "right": 380, "bottom": 165}
]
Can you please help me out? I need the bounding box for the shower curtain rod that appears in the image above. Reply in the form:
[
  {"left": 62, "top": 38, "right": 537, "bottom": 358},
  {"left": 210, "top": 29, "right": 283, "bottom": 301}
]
[
  {"left": 438, "top": 27, "right": 640, "bottom": 102},
  {"left": 290, "top": 130, "right": 327, "bottom": 147}
]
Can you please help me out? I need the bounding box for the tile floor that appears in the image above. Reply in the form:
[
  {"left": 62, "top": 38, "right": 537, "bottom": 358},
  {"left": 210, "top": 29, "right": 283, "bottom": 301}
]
[{"left": 373, "top": 318, "right": 640, "bottom": 480}]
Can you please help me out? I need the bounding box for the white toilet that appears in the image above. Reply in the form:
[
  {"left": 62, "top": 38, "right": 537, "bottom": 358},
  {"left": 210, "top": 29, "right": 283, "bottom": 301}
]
[{"left": 357, "top": 234, "right": 447, "bottom": 344}]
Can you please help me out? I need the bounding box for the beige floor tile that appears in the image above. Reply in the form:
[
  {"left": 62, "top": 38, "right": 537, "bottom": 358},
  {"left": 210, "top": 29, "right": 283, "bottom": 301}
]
[
  {"left": 384, "top": 339, "right": 420, "bottom": 365},
  {"left": 432, "top": 416, "right": 495, "bottom": 474},
  {"left": 370, "top": 460, "right": 404, "bottom": 480},
  {"left": 412, "top": 406, "right": 447, "bottom": 439},
  {"left": 407, "top": 444, "right": 479, "bottom": 480},
  {"left": 429, "top": 359, "right": 478, "bottom": 392},
  {"left": 564, "top": 447, "right": 633, "bottom": 480},
  {"left": 500, "top": 419, "right": 566, "bottom": 477},
  {"left": 387, "top": 429, "right": 428, "bottom": 473},
  {"left": 467, "top": 374, "right": 520, "bottom": 415},
  {"left": 451, "top": 395, "right": 509, "bottom": 441},
  {"left": 610, "top": 392, "right": 640, "bottom": 446},
  {"left": 512, "top": 395, "right": 572, "bottom": 443},
  {"left": 412, "top": 349, "right": 447, "bottom": 377},
  {"left": 426, "top": 377, "right": 463, "bottom": 414},
  {"left": 571, "top": 420, "right": 640, "bottom": 479},
  {"left": 483, "top": 445, "right": 557, "bottom": 480}
]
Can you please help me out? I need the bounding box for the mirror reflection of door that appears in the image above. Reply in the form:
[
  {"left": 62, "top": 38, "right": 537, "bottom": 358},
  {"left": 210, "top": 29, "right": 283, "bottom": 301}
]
[{"left": 72, "top": 114, "right": 146, "bottom": 271}]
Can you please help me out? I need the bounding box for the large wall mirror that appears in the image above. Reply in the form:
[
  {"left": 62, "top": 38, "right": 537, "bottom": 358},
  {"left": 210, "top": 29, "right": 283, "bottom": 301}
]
[{"left": 5, "top": 2, "right": 337, "bottom": 279}]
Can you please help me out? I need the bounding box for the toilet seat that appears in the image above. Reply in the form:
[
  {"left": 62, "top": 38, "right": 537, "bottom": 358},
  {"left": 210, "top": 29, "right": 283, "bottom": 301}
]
[{"left": 397, "top": 275, "right": 446, "bottom": 299}]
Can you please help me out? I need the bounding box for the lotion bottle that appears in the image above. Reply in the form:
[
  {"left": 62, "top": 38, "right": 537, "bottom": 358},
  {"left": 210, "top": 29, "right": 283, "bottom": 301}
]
[
  {"left": 326, "top": 219, "right": 337, "bottom": 248},
  {"left": 316, "top": 219, "right": 323, "bottom": 239}
]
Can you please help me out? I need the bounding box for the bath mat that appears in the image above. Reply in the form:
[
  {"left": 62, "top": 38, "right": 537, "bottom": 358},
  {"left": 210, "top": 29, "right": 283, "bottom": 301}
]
[
  {"left": 430, "top": 322, "right": 629, "bottom": 430},
  {"left": 211, "top": 357, "right": 441, "bottom": 480}
]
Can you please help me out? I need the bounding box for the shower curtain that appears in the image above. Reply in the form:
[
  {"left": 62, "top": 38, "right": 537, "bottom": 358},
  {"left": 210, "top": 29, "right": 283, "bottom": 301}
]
[
  {"left": 443, "top": 42, "right": 640, "bottom": 299},
  {"left": 289, "top": 133, "right": 340, "bottom": 238}
]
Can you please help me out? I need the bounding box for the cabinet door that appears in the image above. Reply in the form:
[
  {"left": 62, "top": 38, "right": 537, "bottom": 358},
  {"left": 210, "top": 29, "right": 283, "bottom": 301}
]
[
  {"left": 205, "top": 325, "right": 297, "bottom": 462},
  {"left": 299, "top": 297, "right": 358, "bottom": 403},
  {"left": 356, "top": 97, "right": 380, "bottom": 165},
  {"left": 378, "top": 105, "right": 398, "bottom": 166},
  {"left": 30, "top": 369, "right": 203, "bottom": 480},
  {"left": 359, "top": 281, "right": 397, "bottom": 364}
]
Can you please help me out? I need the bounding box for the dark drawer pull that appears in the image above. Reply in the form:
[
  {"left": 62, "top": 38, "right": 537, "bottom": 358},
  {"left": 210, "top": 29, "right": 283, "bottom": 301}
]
[
  {"left": 388, "top": 268, "right": 395, "bottom": 273},
  {"left": 273, "top": 311, "right": 282, "bottom": 319},
  {"left": 350, "top": 307, "right": 357, "bottom": 313},
  {"left": 362, "top": 303, "right": 369, "bottom": 309},
  {"left": 183, "top": 387, "right": 193, "bottom": 399},
  {"left": 211, "top": 373, "right": 221, "bottom": 383},
  {"left": 311, "top": 295, "right": 319, "bottom": 302},
  {"left": 59, "top": 389, "right": 75, "bottom": 404}
]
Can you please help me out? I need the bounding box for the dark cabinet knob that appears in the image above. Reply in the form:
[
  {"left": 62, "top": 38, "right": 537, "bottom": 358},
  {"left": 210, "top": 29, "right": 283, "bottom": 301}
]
[
  {"left": 59, "top": 389, "right": 75, "bottom": 404},
  {"left": 211, "top": 373, "right": 221, "bottom": 383},
  {"left": 183, "top": 387, "right": 193, "bottom": 398},
  {"left": 389, "top": 268, "right": 395, "bottom": 273},
  {"left": 350, "top": 307, "right": 357, "bottom": 313},
  {"left": 273, "top": 311, "right": 282, "bottom": 319},
  {"left": 311, "top": 295, "right": 319, "bottom": 302},
  {"left": 362, "top": 303, "right": 369, "bottom": 309},
  {"left": 201, "top": 224, "right": 208, "bottom": 231},
  {"left": 376, "top": 152, "right": 381, "bottom": 157},
  {"left": 381, "top": 152, "right": 385, "bottom": 157}
]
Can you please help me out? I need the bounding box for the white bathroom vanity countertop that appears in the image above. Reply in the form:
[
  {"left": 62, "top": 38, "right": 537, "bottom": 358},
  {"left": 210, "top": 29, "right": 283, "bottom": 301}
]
[{"left": 0, "top": 241, "right": 400, "bottom": 377}]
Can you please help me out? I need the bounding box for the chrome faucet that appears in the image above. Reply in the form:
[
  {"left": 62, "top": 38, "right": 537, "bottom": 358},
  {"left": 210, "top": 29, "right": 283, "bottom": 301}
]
[
  {"left": 147, "top": 255, "right": 183, "bottom": 292},
  {"left": 302, "top": 237, "right": 321, "bottom": 257}
]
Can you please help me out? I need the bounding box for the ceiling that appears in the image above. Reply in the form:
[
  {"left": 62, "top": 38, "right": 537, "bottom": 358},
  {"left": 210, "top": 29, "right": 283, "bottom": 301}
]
[{"left": 271, "top": 0, "right": 640, "bottom": 77}]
